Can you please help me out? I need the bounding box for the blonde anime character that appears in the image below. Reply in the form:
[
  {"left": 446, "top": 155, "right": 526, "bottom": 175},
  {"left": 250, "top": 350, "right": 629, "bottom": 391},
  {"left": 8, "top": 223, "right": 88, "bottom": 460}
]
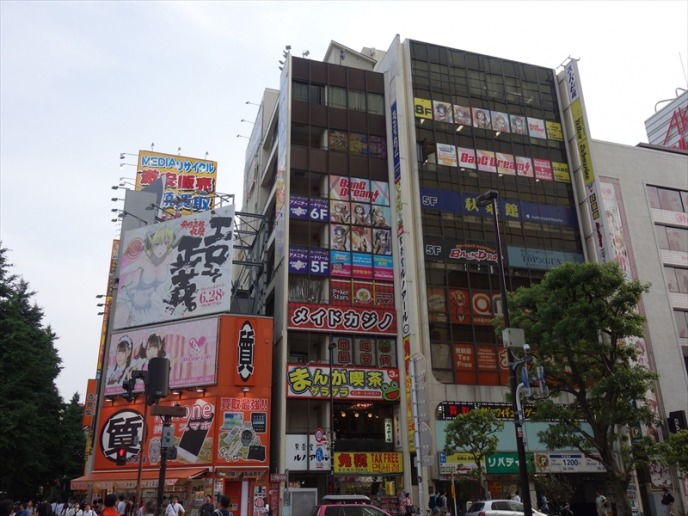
[{"left": 117, "top": 226, "right": 178, "bottom": 327}]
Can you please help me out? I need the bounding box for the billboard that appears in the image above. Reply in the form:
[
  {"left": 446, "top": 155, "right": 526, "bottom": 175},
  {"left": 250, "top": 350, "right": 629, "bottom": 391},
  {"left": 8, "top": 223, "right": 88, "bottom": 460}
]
[
  {"left": 104, "top": 317, "right": 219, "bottom": 396},
  {"left": 136, "top": 150, "right": 218, "bottom": 218},
  {"left": 113, "top": 206, "right": 235, "bottom": 329},
  {"left": 286, "top": 364, "right": 401, "bottom": 401}
]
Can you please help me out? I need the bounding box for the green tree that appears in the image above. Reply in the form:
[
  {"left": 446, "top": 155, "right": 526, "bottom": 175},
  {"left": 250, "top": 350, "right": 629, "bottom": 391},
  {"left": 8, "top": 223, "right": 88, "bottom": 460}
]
[
  {"left": 444, "top": 408, "right": 505, "bottom": 498},
  {"left": 657, "top": 429, "right": 688, "bottom": 478},
  {"left": 0, "top": 245, "right": 68, "bottom": 500},
  {"left": 507, "top": 261, "right": 658, "bottom": 515}
]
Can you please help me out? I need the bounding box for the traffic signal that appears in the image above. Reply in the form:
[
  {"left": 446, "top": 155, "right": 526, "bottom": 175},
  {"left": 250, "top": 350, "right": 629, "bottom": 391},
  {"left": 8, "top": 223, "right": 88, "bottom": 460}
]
[
  {"left": 167, "top": 446, "right": 177, "bottom": 460},
  {"left": 116, "top": 447, "right": 127, "bottom": 466}
]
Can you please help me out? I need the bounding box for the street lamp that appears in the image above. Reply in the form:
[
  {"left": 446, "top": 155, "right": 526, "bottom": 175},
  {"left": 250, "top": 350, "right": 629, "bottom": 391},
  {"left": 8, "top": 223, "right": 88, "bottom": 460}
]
[
  {"left": 329, "top": 341, "right": 337, "bottom": 495},
  {"left": 476, "top": 190, "right": 532, "bottom": 514}
]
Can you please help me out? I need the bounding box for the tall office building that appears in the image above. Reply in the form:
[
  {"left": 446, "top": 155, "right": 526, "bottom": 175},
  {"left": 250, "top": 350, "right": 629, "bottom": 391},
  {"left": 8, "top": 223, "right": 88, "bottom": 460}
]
[{"left": 242, "top": 37, "right": 687, "bottom": 514}]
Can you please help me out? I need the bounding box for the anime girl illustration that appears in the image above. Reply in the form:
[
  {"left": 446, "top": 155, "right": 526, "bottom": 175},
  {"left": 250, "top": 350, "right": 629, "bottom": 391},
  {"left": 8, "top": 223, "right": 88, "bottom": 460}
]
[
  {"left": 331, "top": 201, "right": 351, "bottom": 223},
  {"left": 106, "top": 335, "right": 134, "bottom": 386},
  {"left": 472, "top": 108, "right": 491, "bottom": 129},
  {"left": 133, "top": 333, "right": 166, "bottom": 371},
  {"left": 453, "top": 105, "right": 472, "bottom": 126},
  {"left": 372, "top": 207, "right": 390, "bottom": 228},
  {"left": 373, "top": 229, "right": 392, "bottom": 255},
  {"left": 352, "top": 226, "right": 372, "bottom": 253},
  {"left": 510, "top": 114, "right": 528, "bottom": 135},
  {"left": 331, "top": 225, "right": 349, "bottom": 251},
  {"left": 117, "top": 226, "right": 179, "bottom": 327},
  {"left": 433, "top": 101, "right": 453, "bottom": 123},
  {"left": 352, "top": 203, "right": 370, "bottom": 225},
  {"left": 492, "top": 112, "right": 510, "bottom": 132}
]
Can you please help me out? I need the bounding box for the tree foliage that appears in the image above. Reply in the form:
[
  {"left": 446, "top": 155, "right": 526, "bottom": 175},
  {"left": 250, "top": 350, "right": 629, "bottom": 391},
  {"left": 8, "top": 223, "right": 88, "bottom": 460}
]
[
  {"left": 0, "top": 245, "right": 85, "bottom": 501},
  {"left": 657, "top": 429, "right": 688, "bottom": 478},
  {"left": 444, "top": 408, "right": 505, "bottom": 497},
  {"left": 507, "top": 262, "right": 658, "bottom": 515}
]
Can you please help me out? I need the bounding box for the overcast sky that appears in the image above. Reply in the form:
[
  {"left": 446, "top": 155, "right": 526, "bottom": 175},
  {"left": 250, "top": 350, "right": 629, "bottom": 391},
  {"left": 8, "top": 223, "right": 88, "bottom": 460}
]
[{"left": 1, "top": 1, "right": 687, "bottom": 402}]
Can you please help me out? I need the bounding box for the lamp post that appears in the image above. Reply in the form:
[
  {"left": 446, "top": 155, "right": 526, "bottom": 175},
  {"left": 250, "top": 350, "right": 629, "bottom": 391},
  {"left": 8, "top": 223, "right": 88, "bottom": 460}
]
[
  {"left": 328, "top": 341, "right": 336, "bottom": 495},
  {"left": 476, "top": 190, "right": 532, "bottom": 514}
]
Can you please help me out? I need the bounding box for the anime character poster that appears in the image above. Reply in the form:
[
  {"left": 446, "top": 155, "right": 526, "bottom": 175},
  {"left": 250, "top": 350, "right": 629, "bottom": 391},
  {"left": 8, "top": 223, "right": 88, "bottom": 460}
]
[
  {"left": 527, "top": 117, "right": 547, "bottom": 139},
  {"left": 453, "top": 105, "right": 472, "bottom": 126},
  {"left": 510, "top": 115, "right": 528, "bottom": 135},
  {"left": 491, "top": 111, "right": 510, "bottom": 133},
  {"left": 113, "top": 206, "right": 235, "bottom": 329},
  {"left": 472, "top": 108, "right": 491, "bottom": 129},
  {"left": 433, "top": 101, "right": 454, "bottom": 123},
  {"left": 105, "top": 318, "right": 218, "bottom": 395}
]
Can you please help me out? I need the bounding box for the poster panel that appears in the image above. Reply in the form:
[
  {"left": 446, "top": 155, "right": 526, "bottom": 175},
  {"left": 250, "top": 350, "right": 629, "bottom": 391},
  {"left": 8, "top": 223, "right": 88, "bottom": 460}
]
[
  {"left": 113, "top": 206, "right": 234, "bottom": 329},
  {"left": 286, "top": 364, "right": 401, "bottom": 401},
  {"left": 527, "top": 117, "right": 547, "bottom": 139},
  {"left": 216, "top": 396, "right": 270, "bottom": 466},
  {"left": 105, "top": 318, "right": 219, "bottom": 395},
  {"left": 454, "top": 105, "right": 472, "bottom": 126},
  {"left": 285, "top": 434, "right": 331, "bottom": 471}
]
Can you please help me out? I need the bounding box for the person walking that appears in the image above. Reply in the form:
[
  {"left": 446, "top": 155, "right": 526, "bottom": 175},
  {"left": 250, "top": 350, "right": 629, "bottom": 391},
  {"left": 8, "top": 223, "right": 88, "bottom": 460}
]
[
  {"left": 661, "top": 487, "right": 675, "bottom": 516},
  {"left": 215, "top": 496, "right": 232, "bottom": 516},
  {"left": 512, "top": 493, "right": 521, "bottom": 502},
  {"left": 595, "top": 491, "right": 609, "bottom": 516},
  {"left": 164, "top": 497, "right": 184, "bottom": 516},
  {"left": 102, "top": 496, "right": 119, "bottom": 516},
  {"left": 199, "top": 497, "right": 214, "bottom": 516}
]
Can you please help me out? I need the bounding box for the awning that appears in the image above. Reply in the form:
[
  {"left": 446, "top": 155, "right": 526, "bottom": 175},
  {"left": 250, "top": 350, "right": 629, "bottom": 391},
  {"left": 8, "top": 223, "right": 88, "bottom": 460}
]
[{"left": 71, "top": 468, "right": 207, "bottom": 490}]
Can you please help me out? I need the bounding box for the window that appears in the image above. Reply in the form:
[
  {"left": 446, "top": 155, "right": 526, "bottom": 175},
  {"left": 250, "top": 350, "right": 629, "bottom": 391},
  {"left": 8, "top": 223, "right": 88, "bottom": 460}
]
[
  {"left": 675, "top": 310, "right": 688, "bottom": 339},
  {"left": 367, "top": 93, "right": 384, "bottom": 115},
  {"left": 648, "top": 185, "right": 688, "bottom": 212},
  {"left": 293, "top": 81, "right": 323, "bottom": 104},
  {"left": 329, "top": 86, "right": 347, "bottom": 109},
  {"left": 667, "top": 227, "right": 688, "bottom": 252},
  {"left": 348, "top": 90, "right": 366, "bottom": 111}
]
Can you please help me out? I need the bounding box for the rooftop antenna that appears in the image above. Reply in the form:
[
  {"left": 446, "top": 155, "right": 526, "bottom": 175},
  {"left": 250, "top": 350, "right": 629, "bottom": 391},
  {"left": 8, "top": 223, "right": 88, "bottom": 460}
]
[{"left": 151, "top": 142, "right": 155, "bottom": 151}]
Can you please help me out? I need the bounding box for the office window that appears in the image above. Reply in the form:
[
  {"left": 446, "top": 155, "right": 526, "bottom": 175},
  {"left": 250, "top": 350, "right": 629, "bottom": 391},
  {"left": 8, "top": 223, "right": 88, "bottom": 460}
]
[
  {"left": 675, "top": 310, "right": 688, "bottom": 339},
  {"left": 348, "top": 90, "right": 366, "bottom": 111},
  {"left": 293, "top": 81, "right": 323, "bottom": 104},
  {"left": 329, "top": 86, "right": 347, "bottom": 109},
  {"left": 367, "top": 93, "right": 384, "bottom": 115}
]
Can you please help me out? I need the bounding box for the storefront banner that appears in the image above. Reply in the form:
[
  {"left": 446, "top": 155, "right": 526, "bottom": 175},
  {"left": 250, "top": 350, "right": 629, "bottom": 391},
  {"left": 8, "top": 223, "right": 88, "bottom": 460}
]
[
  {"left": 216, "top": 396, "right": 269, "bottom": 466},
  {"left": 476, "top": 150, "right": 497, "bottom": 173},
  {"left": 352, "top": 280, "right": 374, "bottom": 305},
  {"left": 446, "top": 242, "right": 498, "bottom": 264},
  {"left": 82, "top": 379, "right": 97, "bottom": 428},
  {"left": 288, "top": 302, "right": 396, "bottom": 335},
  {"left": 527, "top": 118, "right": 547, "bottom": 139},
  {"left": 520, "top": 202, "right": 578, "bottom": 227},
  {"left": 309, "top": 248, "right": 330, "bottom": 276},
  {"left": 333, "top": 452, "right": 403, "bottom": 474},
  {"left": 534, "top": 452, "right": 606, "bottom": 473},
  {"left": 288, "top": 246, "right": 309, "bottom": 273},
  {"left": 309, "top": 197, "right": 329, "bottom": 222},
  {"left": 534, "top": 158, "right": 554, "bottom": 181},
  {"left": 330, "top": 176, "right": 350, "bottom": 200},
  {"left": 136, "top": 150, "right": 218, "bottom": 217},
  {"left": 495, "top": 153, "right": 516, "bottom": 175},
  {"left": 289, "top": 195, "right": 309, "bottom": 220},
  {"left": 286, "top": 364, "right": 401, "bottom": 401},
  {"left": 437, "top": 143, "right": 458, "bottom": 166},
  {"left": 553, "top": 162, "right": 571, "bottom": 182},
  {"left": 285, "top": 434, "right": 331, "bottom": 471},
  {"left": 352, "top": 253, "right": 373, "bottom": 279},
  {"left": 546, "top": 121, "right": 564, "bottom": 141},
  {"left": 486, "top": 452, "right": 534, "bottom": 474},
  {"left": 330, "top": 250, "right": 352, "bottom": 277},
  {"left": 515, "top": 156, "right": 534, "bottom": 177},
  {"left": 457, "top": 147, "right": 477, "bottom": 169},
  {"left": 439, "top": 452, "right": 481, "bottom": 475},
  {"left": 105, "top": 318, "right": 218, "bottom": 395},
  {"left": 94, "top": 399, "right": 216, "bottom": 470},
  {"left": 370, "top": 181, "right": 390, "bottom": 206},
  {"left": 374, "top": 281, "right": 395, "bottom": 308},
  {"left": 426, "top": 289, "right": 500, "bottom": 325},
  {"left": 507, "top": 246, "right": 584, "bottom": 271},
  {"left": 413, "top": 98, "right": 433, "bottom": 119},
  {"left": 331, "top": 279, "right": 352, "bottom": 306},
  {"left": 437, "top": 401, "right": 536, "bottom": 421},
  {"left": 114, "top": 206, "right": 234, "bottom": 329},
  {"left": 373, "top": 255, "right": 394, "bottom": 281}
]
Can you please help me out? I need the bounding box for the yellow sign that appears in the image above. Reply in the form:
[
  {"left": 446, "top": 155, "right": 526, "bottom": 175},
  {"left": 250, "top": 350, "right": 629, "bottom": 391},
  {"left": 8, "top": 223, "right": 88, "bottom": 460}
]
[
  {"left": 546, "top": 121, "right": 563, "bottom": 141},
  {"left": 413, "top": 98, "right": 432, "bottom": 119},
  {"left": 552, "top": 162, "right": 570, "bottom": 182},
  {"left": 572, "top": 100, "right": 594, "bottom": 185},
  {"left": 333, "top": 452, "right": 403, "bottom": 474}
]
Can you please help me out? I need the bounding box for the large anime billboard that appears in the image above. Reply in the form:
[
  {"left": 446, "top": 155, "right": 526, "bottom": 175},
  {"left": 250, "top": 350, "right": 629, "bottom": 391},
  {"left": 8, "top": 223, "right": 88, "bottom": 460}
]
[{"left": 113, "top": 206, "right": 235, "bottom": 329}]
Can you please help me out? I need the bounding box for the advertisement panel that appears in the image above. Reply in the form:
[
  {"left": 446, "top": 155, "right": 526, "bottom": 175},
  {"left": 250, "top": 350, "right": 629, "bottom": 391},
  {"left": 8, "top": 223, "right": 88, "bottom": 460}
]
[
  {"left": 216, "top": 396, "right": 270, "bottom": 466},
  {"left": 333, "top": 452, "right": 403, "bottom": 474},
  {"left": 82, "top": 379, "right": 98, "bottom": 428},
  {"left": 105, "top": 318, "right": 219, "bottom": 395},
  {"left": 288, "top": 302, "right": 396, "bottom": 335},
  {"left": 113, "top": 206, "right": 234, "bottom": 329},
  {"left": 285, "top": 434, "right": 331, "bottom": 471},
  {"left": 286, "top": 364, "right": 401, "bottom": 401},
  {"left": 136, "top": 150, "right": 218, "bottom": 217},
  {"left": 534, "top": 452, "right": 606, "bottom": 473},
  {"left": 94, "top": 399, "right": 217, "bottom": 470}
]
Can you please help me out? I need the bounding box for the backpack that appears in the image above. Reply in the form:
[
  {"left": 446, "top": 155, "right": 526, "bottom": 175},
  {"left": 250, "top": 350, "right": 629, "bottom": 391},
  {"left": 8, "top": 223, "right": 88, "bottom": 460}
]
[
  {"left": 428, "top": 495, "right": 436, "bottom": 510},
  {"left": 662, "top": 492, "right": 675, "bottom": 505}
]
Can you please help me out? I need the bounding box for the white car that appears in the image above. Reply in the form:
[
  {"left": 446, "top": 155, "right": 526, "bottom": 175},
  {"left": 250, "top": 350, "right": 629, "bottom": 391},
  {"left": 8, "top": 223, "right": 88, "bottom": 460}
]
[{"left": 465, "top": 500, "right": 548, "bottom": 516}]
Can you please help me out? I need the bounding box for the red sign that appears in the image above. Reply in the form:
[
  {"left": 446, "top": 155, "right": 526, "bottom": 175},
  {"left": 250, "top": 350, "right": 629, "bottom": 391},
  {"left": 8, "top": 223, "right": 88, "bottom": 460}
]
[{"left": 288, "top": 302, "right": 396, "bottom": 336}]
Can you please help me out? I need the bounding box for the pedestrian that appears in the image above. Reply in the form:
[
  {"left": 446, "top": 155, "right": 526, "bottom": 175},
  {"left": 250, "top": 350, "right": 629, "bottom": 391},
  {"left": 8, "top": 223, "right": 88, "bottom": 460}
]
[
  {"left": 164, "top": 497, "right": 184, "bottom": 516},
  {"left": 512, "top": 492, "right": 521, "bottom": 502},
  {"left": 262, "top": 498, "right": 271, "bottom": 516},
  {"left": 595, "top": 491, "right": 609, "bottom": 516},
  {"left": 437, "top": 491, "right": 448, "bottom": 515},
  {"left": 143, "top": 501, "right": 155, "bottom": 516},
  {"left": 538, "top": 495, "right": 550, "bottom": 514},
  {"left": 116, "top": 498, "right": 126, "bottom": 516},
  {"left": 35, "top": 504, "right": 51, "bottom": 516},
  {"left": 82, "top": 504, "right": 94, "bottom": 516},
  {"left": 102, "top": 496, "right": 119, "bottom": 516},
  {"left": 199, "top": 496, "right": 214, "bottom": 516},
  {"left": 403, "top": 493, "right": 413, "bottom": 516},
  {"left": 215, "top": 496, "right": 232, "bottom": 516},
  {"left": 661, "top": 487, "right": 675, "bottom": 516}
]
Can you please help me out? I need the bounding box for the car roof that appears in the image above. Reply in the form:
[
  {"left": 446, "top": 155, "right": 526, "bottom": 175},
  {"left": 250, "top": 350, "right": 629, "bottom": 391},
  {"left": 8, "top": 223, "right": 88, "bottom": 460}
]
[{"left": 321, "top": 495, "right": 372, "bottom": 504}]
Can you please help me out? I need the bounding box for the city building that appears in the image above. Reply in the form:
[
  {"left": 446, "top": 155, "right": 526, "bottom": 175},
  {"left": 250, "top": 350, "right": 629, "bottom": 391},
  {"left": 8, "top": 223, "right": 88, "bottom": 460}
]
[{"left": 243, "top": 37, "right": 687, "bottom": 515}]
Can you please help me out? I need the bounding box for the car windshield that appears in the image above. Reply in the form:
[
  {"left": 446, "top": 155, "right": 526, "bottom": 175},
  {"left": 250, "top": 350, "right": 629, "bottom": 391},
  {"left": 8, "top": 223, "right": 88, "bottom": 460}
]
[{"left": 467, "top": 502, "right": 485, "bottom": 512}]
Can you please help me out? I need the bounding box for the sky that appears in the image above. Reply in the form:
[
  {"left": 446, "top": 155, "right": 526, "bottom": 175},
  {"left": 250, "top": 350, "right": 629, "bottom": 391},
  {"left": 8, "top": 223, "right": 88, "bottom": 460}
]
[{"left": 1, "top": 1, "right": 687, "bottom": 403}]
